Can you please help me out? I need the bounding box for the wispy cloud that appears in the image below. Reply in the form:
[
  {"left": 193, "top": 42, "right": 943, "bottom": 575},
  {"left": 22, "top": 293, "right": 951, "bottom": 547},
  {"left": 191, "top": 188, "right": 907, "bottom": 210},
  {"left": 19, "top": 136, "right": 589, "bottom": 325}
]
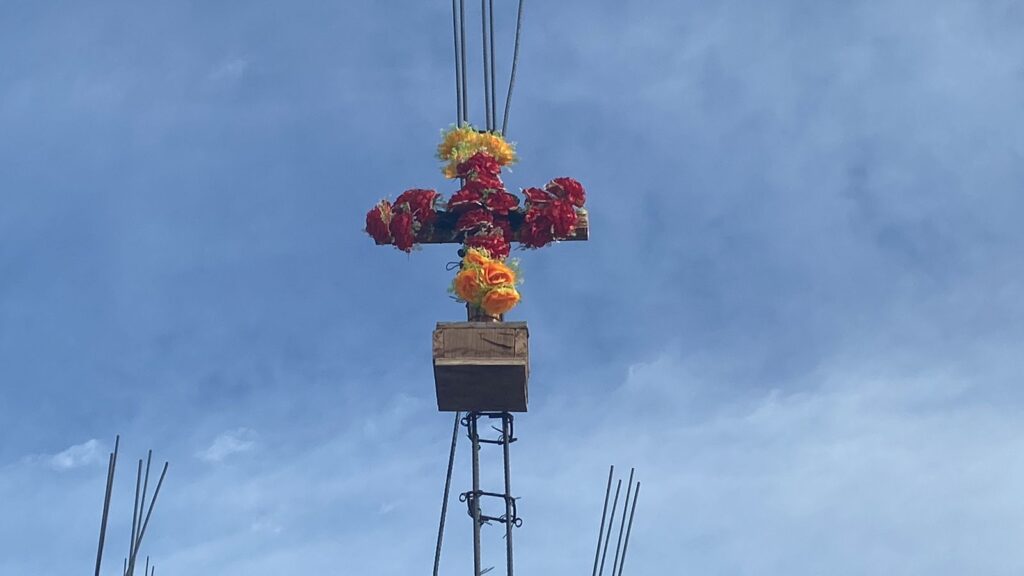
[
  {"left": 26, "top": 438, "right": 106, "bottom": 471},
  {"left": 197, "top": 428, "right": 258, "bottom": 463}
]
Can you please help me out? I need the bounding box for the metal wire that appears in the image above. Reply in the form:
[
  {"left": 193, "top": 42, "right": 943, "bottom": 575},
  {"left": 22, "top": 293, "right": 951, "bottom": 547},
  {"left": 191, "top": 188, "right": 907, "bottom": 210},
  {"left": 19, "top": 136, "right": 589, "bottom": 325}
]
[
  {"left": 501, "top": 0, "right": 525, "bottom": 136},
  {"left": 433, "top": 412, "right": 461, "bottom": 576}
]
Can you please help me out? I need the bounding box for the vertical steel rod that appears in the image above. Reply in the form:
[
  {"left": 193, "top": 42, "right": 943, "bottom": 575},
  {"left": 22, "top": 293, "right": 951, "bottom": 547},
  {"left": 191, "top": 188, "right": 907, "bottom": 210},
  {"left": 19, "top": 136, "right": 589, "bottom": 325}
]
[
  {"left": 433, "top": 411, "right": 462, "bottom": 576},
  {"left": 459, "top": 0, "right": 468, "bottom": 121},
  {"left": 502, "top": 414, "right": 515, "bottom": 576},
  {"left": 597, "top": 479, "right": 622, "bottom": 576},
  {"left": 501, "top": 0, "right": 525, "bottom": 136},
  {"left": 129, "top": 459, "right": 142, "bottom": 572},
  {"left": 590, "top": 466, "right": 614, "bottom": 576},
  {"left": 128, "top": 461, "right": 168, "bottom": 576},
  {"left": 488, "top": 0, "right": 497, "bottom": 131},
  {"left": 94, "top": 436, "right": 119, "bottom": 576},
  {"left": 480, "top": 0, "right": 492, "bottom": 130},
  {"left": 616, "top": 482, "right": 640, "bottom": 576},
  {"left": 470, "top": 414, "right": 482, "bottom": 576},
  {"left": 452, "top": 0, "right": 463, "bottom": 124},
  {"left": 610, "top": 469, "right": 635, "bottom": 576}
]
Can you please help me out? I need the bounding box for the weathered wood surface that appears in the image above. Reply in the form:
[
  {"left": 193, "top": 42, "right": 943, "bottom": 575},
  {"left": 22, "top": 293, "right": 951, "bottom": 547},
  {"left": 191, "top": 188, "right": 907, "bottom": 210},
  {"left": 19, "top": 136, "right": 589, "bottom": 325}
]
[
  {"left": 418, "top": 210, "right": 589, "bottom": 244},
  {"left": 433, "top": 322, "right": 529, "bottom": 412}
]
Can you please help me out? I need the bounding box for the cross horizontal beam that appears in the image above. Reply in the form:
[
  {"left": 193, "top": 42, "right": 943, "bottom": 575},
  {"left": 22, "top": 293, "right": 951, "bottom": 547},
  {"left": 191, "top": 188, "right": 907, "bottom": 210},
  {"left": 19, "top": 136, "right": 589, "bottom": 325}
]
[{"left": 415, "top": 210, "right": 589, "bottom": 245}]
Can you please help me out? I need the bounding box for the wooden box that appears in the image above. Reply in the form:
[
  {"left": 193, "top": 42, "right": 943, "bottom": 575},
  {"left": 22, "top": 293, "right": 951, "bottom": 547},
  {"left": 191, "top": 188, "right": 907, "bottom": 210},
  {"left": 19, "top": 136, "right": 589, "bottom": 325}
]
[{"left": 432, "top": 322, "right": 529, "bottom": 412}]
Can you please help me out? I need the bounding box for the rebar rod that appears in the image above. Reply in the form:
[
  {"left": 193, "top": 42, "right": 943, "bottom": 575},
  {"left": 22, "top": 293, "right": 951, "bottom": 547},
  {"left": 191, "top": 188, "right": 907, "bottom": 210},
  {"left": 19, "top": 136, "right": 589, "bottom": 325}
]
[
  {"left": 452, "top": 0, "right": 463, "bottom": 124},
  {"left": 501, "top": 414, "right": 514, "bottom": 576},
  {"left": 480, "top": 0, "right": 492, "bottom": 130},
  {"left": 616, "top": 482, "right": 640, "bottom": 576},
  {"left": 137, "top": 451, "right": 152, "bottom": 545},
  {"left": 128, "top": 461, "right": 168, "bottom": 576},
  {"left": 94, "top": 436, "right": 119, "bottom": 576},
  {"left": 610, "top": 469, "right": 635, "bottom": 576},
  {"left": 597, "top": 479, "right": 622, "bottom": 576},
  {"left": 501, "top": 0, "right": 525, "bottom": 136},
  {"left": 590, "top": 466, "right": 614, "bottom": 576},
  {"left": 433, "top": 411, "right": 461, "bottom": 576},
  {"left": 128, "top": 459, "right": 142, "bottom": 570},
  {"left": 470, "top": 415, "right": 482, "bottom": 576},
  {"left": 459, "top": 0, "right": 468, "bottom": 121},
  {"left": 488, "top": 0, "right": 497, "bottom": 131}
]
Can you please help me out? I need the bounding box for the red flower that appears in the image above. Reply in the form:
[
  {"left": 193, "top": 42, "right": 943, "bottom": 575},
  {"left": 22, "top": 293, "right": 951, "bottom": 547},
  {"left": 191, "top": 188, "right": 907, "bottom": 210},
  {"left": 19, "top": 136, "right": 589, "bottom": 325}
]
[
  {"left": 546, "top": 177, "right": 585, "bottom": 208},
  {"left": 456, "top": 208, "right": 494, "bottom": 233},
  {"left": 466, "top": 232, "right": 511, "bottom": 260},
  {"left": 545, "top": 199, "right": 579, "bottom": 238},
  {"left": 365, "top": 200, "right": 393, "bottom": 244},
  {"left": 389, "top": 211, "right": 416, "bottom": 252},
  {"left": 493, "top": 215, "right": 513, "bottom": 242},
  {"left": 518, "top": 211, "right": 554, "bottom": 249},
  {"left": 448, "top": 187, "right": 484, "bottom": 213},
  {"left": 522, "top": 187, "right": 555, "bottom": 206},
  {"left": 483, "top": 190, "right": 520, "bottom": 215},
  {"left": 395, "top": 188, "right": 440, "bottom": 225},
  {"left": 463, "top": 173, "right": 504, "bottom": 193},
  {"left": 457, "top": 151, "right": 502, "bottom": 180}
]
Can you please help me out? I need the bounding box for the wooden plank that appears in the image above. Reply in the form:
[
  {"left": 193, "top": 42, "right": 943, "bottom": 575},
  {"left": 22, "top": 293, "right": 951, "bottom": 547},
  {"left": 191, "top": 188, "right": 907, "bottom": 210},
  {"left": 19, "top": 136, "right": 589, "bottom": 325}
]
[
  {"left": 433, "top": 322, "right": 529, "bottom": 412},
  {"left": 417, "top": 210, "right": 589, "bottom": 244}
]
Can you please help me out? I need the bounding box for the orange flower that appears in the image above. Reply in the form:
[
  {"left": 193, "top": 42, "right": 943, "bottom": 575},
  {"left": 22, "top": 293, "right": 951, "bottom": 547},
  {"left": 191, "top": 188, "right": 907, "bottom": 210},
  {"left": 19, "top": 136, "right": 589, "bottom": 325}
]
[
  {"left": 463, "top": 248, "right": 491, "bottom": 268},
  {"left": 481, "top": 286, "right": 521, "bottom": 315},
  {"left": 453, "top": 269, "right": 484, "bottom": 303},
  {"left": 482, "top": 261, "right": 516, "bottom": 286}
]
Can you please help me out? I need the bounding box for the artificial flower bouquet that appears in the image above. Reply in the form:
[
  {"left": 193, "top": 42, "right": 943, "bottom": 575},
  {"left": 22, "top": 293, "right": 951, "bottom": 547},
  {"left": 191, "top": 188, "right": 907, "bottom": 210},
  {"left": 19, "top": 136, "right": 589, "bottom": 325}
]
[{"left": 365, "top": 126, "right": 587, "bottom": 316}]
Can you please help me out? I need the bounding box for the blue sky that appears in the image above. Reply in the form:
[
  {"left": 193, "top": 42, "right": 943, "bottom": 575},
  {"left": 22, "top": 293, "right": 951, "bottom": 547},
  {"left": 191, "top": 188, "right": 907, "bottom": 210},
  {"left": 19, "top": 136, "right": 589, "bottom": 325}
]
[{"left": 3, "top": 0, "right": 1024, "bottom": 574}]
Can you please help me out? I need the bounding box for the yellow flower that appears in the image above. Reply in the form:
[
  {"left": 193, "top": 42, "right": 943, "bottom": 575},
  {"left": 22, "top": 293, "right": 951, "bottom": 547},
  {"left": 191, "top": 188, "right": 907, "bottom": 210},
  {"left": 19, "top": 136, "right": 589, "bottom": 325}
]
[
  {"left": 437, "top": 126, "right": 516, "bottom": 178},
  {"left": 481, "top": 286, "right": 521, "bottom": 315}
]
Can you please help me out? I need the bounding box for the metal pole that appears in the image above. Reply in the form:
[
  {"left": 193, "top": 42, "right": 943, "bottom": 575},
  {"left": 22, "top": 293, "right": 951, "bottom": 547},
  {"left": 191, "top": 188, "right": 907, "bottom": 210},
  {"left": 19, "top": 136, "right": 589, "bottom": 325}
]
[
  {"left": 616, "top": 482, "right": 640, "bottom": 576},
  {"left": 610, "top": 469, "right": 635, "bottom": 576},
  {"left": 501, "top": 413, "right": 514, "bottom": 576},
  {"left": 598, "top": 479, "right": 622, "bottom": 576},
  {"left": 433, "top": 411, "right": 462, "bottom": 576},
  {"left": 590, "top": 466, "right": 614, "bottom": 576},
  {"left": 470, "top": 414, "right": 482, "bottom": 576},
  {"left": 480, "top": 0, "right": 492, "bottom": 130},
  {"left": 94, "top": 436, "right": 119, "bottom": 576}
]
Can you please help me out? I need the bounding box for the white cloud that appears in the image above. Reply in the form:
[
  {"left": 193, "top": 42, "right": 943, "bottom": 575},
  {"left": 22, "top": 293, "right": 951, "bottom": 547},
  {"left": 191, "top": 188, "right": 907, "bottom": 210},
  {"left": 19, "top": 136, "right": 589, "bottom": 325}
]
[
  {"left": 38, "top": 438, "right": 105, "bottom": 471},
  {"left": 197, "top": 428, "right": 258, "bottom": 463}
]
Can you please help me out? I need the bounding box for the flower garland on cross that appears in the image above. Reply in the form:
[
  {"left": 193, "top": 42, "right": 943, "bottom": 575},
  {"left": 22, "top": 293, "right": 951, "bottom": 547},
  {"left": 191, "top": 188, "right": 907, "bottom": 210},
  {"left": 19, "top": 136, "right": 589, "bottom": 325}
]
[{"left": 365, "top": 125, "right": 587, "bottom": 319}]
